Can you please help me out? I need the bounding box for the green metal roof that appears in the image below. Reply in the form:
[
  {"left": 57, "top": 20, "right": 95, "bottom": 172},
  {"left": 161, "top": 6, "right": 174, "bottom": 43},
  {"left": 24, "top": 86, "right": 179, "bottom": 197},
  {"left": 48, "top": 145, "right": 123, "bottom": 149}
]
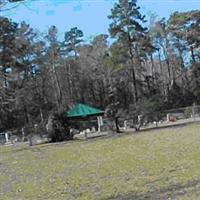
[{"left": 66, "top": 103, "right": 104, "bottom": 118}]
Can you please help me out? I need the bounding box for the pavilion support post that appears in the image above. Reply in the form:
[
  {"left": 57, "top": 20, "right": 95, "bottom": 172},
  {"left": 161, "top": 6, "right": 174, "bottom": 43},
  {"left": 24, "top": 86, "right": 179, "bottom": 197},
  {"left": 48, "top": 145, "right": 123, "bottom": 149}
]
[
  {"left": 97, "top": 116, "right": 103, "bottom": 132},
  {"left": 97, "top": 117, "right": 101, "bottom": 132}
]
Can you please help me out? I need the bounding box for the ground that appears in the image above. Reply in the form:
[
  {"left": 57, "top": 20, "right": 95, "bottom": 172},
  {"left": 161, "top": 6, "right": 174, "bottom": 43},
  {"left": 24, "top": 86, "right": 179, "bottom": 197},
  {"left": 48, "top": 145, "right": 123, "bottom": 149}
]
[{"left": 1, "top": 124, "right": 200, "bottom": 200}]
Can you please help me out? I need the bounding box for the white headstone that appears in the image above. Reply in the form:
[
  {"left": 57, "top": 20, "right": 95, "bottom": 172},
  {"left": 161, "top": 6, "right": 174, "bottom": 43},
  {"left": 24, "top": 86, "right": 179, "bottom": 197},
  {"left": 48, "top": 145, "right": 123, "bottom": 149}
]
[
  {"left": 124, "top": 120, "right": 127, "bottom": 129},
  {"left": 5, "top": 132, "right": 9, "bottom": 143}
]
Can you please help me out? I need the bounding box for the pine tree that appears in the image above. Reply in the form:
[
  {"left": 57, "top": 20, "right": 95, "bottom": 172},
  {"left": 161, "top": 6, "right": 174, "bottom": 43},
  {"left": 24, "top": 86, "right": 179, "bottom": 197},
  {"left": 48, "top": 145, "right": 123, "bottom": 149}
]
[{"left": 108, "top": 0, "right": 151, "bottom": 103}]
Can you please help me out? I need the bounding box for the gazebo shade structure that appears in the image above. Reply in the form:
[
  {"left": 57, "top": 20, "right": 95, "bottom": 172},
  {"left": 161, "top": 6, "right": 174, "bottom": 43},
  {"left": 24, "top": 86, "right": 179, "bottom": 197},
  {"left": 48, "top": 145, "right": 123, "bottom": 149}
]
[{"left": 66, "top": 103, "right": 104, "bottom": 118}]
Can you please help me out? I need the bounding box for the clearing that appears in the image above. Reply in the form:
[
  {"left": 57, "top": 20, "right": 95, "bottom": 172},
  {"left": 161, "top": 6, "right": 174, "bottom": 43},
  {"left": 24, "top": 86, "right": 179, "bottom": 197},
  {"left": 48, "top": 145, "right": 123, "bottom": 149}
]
[{"left": 1, "top": 124, "right": 200, "bottom": 200}]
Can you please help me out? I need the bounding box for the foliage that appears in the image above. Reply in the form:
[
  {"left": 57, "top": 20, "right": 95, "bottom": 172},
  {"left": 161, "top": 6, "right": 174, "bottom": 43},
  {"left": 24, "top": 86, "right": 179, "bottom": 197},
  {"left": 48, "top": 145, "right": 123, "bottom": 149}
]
[
  {"left": 0, "top": 3, "right": 199, "bottom": 133},
  {"left": 108, "top": 0, "right": 151, "bottom": 103},
  {"left": 46, "top": 113, "right": 72, "bottom": 142}
]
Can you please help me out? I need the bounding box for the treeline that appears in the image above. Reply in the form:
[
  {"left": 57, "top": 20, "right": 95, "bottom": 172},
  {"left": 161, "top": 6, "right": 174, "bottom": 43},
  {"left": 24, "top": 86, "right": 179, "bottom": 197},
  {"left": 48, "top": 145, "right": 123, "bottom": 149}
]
[{"left": 0, "top": 0, "right": 199, "bottom": 131}]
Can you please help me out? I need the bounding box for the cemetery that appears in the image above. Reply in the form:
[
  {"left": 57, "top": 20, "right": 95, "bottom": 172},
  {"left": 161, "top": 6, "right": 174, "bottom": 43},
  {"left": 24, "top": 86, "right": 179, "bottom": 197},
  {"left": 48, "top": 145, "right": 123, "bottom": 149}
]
[{"left": 0, "top": 1, "right": 200, "bottom": 199}]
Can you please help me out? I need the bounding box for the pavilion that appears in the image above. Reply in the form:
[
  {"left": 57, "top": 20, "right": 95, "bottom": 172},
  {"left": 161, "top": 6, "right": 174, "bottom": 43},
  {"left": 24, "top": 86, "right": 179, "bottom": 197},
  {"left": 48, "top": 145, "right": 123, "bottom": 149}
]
[{"left": 65, "top": 103, "right": 105, "bottom": 132}]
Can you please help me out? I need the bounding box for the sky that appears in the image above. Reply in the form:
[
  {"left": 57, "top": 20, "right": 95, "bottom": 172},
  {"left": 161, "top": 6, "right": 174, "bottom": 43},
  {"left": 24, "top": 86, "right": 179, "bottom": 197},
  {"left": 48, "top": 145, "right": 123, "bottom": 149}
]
[{"left": 1, "top": 0, "right": 200, "bottom": 41}]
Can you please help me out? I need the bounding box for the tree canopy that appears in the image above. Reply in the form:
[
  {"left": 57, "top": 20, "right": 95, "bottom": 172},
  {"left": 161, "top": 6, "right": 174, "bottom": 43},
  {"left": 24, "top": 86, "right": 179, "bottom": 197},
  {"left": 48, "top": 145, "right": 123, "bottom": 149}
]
[{"left": 0, "top": 0, "right": 199, "bottom": 132}]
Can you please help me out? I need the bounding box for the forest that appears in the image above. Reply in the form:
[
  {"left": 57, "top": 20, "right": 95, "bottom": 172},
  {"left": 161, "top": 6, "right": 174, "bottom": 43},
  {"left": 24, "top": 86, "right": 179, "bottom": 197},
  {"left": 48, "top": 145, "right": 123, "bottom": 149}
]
[{"left": 0, "top": 0, "right": 200, "bottom": 134}]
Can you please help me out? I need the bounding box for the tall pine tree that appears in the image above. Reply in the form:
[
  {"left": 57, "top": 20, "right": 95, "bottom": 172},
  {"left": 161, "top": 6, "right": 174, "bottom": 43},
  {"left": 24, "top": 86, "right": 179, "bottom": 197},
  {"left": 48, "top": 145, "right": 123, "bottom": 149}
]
[{"left": 108, "top": 0, "right": 150, "bottom": 103}]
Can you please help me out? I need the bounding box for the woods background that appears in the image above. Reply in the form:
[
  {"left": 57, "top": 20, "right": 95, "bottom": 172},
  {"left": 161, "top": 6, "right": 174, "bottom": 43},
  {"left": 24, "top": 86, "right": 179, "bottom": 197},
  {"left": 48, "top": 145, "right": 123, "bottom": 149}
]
[{"left": 0, "top": 0, "right": 200, "bottom": 133}]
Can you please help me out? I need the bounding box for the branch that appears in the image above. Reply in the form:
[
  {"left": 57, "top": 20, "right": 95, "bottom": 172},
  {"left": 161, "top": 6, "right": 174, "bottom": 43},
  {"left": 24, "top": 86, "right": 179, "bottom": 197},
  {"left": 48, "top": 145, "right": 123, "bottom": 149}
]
[{"left": 0, "top": 0, "right": 24, "bottom": 12}]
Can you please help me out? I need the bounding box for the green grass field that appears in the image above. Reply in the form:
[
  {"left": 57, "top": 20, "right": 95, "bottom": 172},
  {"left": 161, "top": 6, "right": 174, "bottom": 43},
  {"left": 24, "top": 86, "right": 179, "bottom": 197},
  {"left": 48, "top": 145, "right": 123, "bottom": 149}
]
[{"left": 1, "top": 124, "right": 200, "bottom": 200}]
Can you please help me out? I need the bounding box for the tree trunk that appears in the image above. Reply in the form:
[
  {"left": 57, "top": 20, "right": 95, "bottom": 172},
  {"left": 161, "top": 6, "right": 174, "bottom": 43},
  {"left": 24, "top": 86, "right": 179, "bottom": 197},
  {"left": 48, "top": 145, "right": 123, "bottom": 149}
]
[
  {"left": 127, "top": 34, "right": 138, "bottom": 103},
  {"left": 115, "top": 117, "right": 120, "bottom": 133},
  {"left": 190, "top": 46, "right": 196, "bottom": 63},
  {"left": 23, "top": 99, "right": 29, "bottom": 124},
  {"left": 52, "top": 50, "right": 63, "bottom": 113}
]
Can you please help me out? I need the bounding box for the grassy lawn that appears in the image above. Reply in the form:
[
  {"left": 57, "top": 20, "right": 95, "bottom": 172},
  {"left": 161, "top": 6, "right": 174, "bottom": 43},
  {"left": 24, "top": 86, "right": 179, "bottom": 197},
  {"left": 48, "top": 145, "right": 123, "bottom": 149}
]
[{"left": 1, "top": 124, "right": 200, "bottom": 200}]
